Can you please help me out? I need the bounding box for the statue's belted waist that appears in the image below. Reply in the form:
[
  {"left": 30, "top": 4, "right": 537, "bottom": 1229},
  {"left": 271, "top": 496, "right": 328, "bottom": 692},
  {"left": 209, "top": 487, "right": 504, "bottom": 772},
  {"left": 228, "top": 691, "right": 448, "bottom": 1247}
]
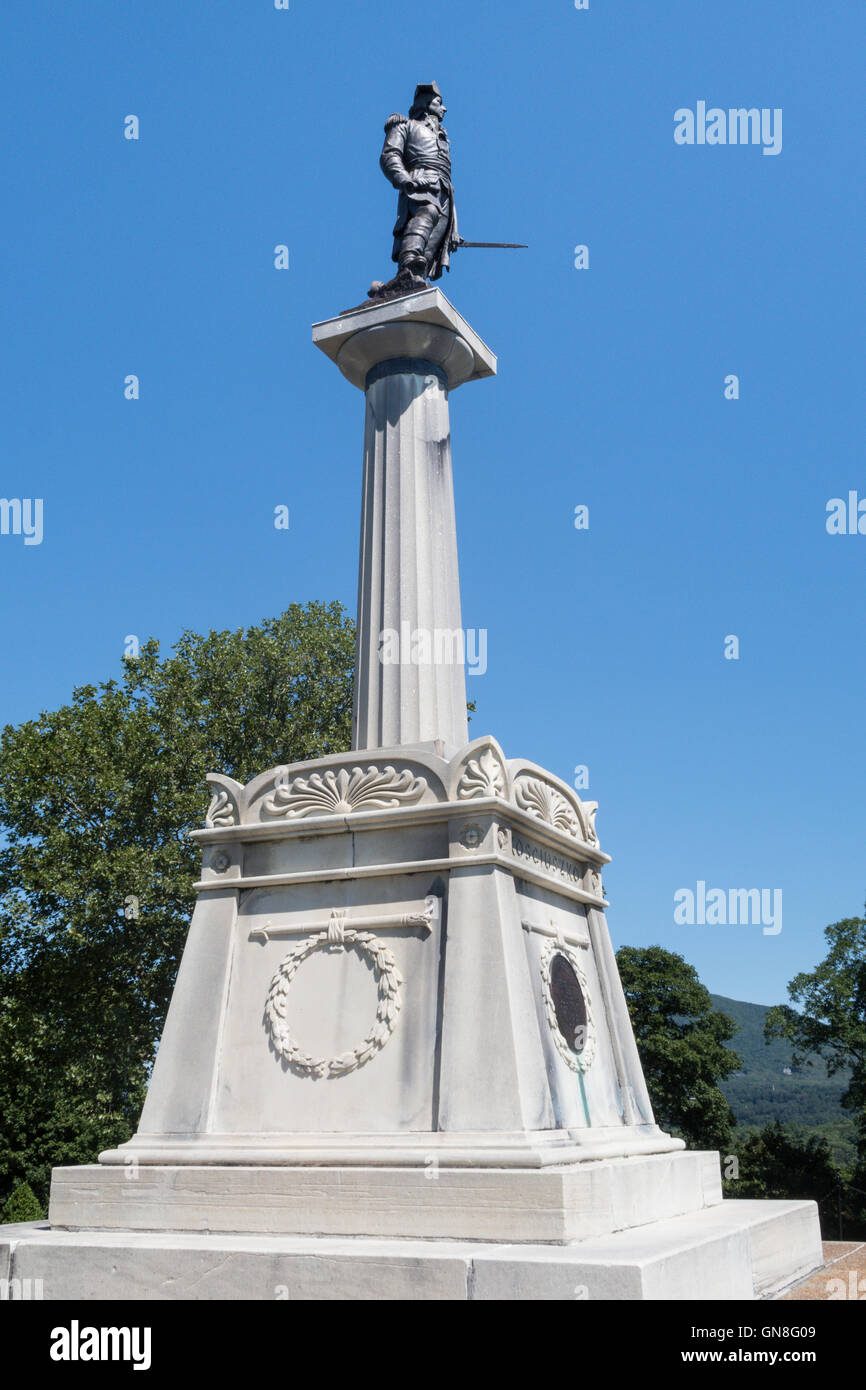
[{"left": 407, "top": 155, "right": 452, "bottom": 178}]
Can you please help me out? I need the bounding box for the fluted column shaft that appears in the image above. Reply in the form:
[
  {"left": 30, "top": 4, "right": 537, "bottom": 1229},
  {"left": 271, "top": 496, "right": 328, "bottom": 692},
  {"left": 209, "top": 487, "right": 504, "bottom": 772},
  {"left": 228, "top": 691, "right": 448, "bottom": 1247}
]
[
  {"left": 354, "top": 362, "right": 467, "bottom": 750},
  {"left": 312, "top": 292, "right": 497, "bottom": 752}
]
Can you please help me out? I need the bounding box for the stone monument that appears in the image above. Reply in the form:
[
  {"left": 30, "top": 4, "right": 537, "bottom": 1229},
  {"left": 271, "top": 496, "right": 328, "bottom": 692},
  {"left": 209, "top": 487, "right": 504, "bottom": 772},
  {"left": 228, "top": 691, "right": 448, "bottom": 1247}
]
[{"left": 0, "top": 83, "right": 823, "bottom": 1301}]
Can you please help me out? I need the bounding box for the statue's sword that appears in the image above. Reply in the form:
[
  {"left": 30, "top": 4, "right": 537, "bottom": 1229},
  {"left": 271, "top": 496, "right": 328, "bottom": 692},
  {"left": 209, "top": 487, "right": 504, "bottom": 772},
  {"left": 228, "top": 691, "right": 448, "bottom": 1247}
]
[{"left": 456, "top": 239, "right": 528, "bottom": 249}]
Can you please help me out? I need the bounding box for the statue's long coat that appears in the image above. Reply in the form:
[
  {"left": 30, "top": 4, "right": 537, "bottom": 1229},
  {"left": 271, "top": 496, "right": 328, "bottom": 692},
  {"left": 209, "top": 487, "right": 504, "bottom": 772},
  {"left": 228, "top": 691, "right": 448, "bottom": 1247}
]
[{"left": 380, "top": 113, "right": 459, "bottom": 279}]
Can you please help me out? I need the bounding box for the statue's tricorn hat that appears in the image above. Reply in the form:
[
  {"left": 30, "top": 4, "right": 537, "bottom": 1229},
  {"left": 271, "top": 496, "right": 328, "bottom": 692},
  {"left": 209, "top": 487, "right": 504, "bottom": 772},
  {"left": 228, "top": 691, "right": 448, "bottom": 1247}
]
[{"left": 413, "top": 81, "right": 442, "bottom": 105}]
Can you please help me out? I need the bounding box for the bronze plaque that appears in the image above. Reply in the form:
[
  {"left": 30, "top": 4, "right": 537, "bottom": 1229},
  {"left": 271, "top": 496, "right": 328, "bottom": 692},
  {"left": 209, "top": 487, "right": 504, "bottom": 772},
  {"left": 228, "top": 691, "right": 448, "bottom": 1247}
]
[{"left": 549, "top": 953, "right": 588, "bottom": 1053}]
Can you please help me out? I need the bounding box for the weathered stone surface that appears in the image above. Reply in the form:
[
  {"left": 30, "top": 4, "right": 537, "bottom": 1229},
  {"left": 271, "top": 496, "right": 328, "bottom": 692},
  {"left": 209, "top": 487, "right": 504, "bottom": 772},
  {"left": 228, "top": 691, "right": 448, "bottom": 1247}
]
[
  {"left": 693, "top": 1199, "right": 825, "bottom": 1298},
  {"left": 49, "top": 1151, "right": 720, "bottom": 1243},
  {"left": 1, "top": 1200, "right": 821, "bottom": 1302}
]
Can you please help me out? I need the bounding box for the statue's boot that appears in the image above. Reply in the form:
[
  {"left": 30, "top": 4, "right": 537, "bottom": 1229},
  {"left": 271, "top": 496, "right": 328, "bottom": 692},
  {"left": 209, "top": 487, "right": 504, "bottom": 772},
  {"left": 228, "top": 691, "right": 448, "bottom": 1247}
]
[
  {"left": 366, "top": 254, "right": 428, "bottom": 304},
  {"left": 397, "top": 251, "right": 429, "bottom": 282}
]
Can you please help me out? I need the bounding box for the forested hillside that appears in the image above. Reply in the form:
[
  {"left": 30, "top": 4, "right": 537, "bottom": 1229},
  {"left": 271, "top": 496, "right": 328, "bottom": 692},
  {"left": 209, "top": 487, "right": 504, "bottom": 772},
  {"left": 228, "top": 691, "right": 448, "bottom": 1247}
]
[{"left": 711, "top": 993, "right": 855, "bottom": 1159}]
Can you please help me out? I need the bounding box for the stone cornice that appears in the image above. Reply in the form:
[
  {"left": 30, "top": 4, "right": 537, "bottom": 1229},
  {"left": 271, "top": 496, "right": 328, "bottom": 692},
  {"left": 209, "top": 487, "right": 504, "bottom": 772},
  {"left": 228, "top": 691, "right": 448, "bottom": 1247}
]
[{"left": 191, "top": 795, "right": 610, "bottom": 865}]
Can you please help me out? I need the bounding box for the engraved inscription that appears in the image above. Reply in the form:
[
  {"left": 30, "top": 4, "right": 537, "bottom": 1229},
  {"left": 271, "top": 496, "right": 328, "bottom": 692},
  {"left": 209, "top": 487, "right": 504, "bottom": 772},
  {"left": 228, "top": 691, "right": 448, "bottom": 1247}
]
[{"left": 511, "top": 834, "right": 583, "bottom": 886}]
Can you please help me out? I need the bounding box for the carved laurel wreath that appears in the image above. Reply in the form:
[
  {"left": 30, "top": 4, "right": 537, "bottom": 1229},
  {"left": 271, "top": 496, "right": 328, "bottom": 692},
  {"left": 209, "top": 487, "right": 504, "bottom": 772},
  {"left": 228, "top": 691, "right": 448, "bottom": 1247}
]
[
  {"left": 264, "top": 928, "right": 403, "bottom": 1078},
  {"left": 539, "top": 939, "right": 596, "bottom": 1074}
]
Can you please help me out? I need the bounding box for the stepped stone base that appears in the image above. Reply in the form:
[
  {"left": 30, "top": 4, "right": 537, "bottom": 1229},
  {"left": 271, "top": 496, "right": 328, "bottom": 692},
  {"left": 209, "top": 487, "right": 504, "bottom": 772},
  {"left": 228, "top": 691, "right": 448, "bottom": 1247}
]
[
  {"left": 49, "top": 1151, "right": 721, "bottom": 1244},
  {"left": 0, "top": 1200, "right": 822, "bottom": 1301}
]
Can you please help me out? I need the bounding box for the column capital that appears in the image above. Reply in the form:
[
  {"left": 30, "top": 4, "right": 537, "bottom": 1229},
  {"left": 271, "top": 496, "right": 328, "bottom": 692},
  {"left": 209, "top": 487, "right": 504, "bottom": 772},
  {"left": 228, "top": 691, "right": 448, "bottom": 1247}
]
[{"left": 313, "top": 288, "right": 497, "bottom": 391}]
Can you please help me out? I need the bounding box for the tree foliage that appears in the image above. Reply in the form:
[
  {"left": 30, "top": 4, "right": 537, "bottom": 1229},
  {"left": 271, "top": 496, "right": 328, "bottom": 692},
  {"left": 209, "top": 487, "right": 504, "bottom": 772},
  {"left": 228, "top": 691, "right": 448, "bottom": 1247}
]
[
  {"left": 616, "top": 944, "right": 741, "bottom": 1151},
  {"left": 732, "top": 1120, "right": 838, "bottom": 1203},
  {"left": 728, "top": 1119, "right": 866, "bottom": 1239},
  {"left": 0, "top": 603, "right": 354, "bottom": 1206},
  {"left": 765, "top": 911, "right": 866, "bottom": 1159},
  {"left": 0, "top": 1180, "right": 45, "bottom": 1224}
]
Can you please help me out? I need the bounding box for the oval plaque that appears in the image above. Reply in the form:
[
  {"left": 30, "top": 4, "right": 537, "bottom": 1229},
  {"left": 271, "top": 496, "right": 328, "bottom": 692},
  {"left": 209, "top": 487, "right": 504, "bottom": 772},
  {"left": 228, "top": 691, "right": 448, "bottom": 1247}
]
[
  {"left": 549, "top": 952, "right": 588, "bottom": 1054},
  {"left": 539, "top": 941, "right": 596, "bottom": 1073}
]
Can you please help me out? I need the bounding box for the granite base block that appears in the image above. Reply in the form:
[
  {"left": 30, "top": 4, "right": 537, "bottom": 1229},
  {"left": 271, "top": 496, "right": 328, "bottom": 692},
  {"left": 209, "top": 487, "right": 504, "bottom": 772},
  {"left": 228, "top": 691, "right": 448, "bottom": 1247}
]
[
  {"left": 0, "top": 1200, "right": 822, "bottom": 1301},
  {"left": 49, "top": 1151, "right": 722, "bottom": 1244}
]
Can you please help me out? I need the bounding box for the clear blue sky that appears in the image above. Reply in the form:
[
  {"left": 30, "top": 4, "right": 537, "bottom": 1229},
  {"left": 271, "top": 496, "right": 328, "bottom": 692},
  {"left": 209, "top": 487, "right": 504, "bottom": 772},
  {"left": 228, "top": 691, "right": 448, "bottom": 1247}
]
[{"left": 1, "top": 1, "right": 863, "bottom": 1005}]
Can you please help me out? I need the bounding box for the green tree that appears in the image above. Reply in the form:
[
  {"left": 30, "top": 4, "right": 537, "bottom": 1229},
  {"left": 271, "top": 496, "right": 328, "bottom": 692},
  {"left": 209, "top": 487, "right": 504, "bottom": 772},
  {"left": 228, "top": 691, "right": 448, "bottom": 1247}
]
[
  {"left": 730, "top": 1121, "right": 843, "bottom": 1236},
  {"left": 845, "top": 1156, "right": 866, "bottom": 1238},
  {"left": 616, "top": 945, "right": 741, "bottom": 1151},
  {"left": 0, "top": 1180, "right": 44, "bottom": 1224},
  {"left": 765, "top": 910, "right": 866, "bottom": 1161},
  {"left": 0, "top": 603, "right": 354, "bottom": 1208},
  {"left": 732, "top": 1121, "right": 838, "bottom": 1201}
]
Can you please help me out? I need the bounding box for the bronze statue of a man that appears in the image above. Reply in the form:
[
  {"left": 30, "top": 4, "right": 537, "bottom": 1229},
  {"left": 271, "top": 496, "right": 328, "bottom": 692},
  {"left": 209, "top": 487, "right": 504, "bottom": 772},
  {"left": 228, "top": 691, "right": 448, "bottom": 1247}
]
[{"left": 380, "top": 81, "right": 459, "bottom": 288}]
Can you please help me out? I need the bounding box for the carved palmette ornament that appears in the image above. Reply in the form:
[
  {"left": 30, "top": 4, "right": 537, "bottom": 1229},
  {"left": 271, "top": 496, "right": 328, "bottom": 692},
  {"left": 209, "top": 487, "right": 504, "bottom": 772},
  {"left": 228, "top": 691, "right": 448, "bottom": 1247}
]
[
  {"left": 206, "top": 785, "right": 239, "bottom": 828},
  {"left": 264, "top": 929, "right": 403, "bottom": 1078},
  {"left": 514, "top": 775, "right": 581, "bottom": 839},
  {"left": 456, "top": 746, "right": 506, "bottom": 800},
  {"left": 263, "top": 764, "right": 427, "bottom": 818}
]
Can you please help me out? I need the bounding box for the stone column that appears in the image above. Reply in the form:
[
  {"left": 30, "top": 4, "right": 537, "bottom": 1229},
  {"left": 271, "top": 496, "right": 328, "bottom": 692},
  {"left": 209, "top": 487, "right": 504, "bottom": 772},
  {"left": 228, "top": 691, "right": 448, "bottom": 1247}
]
[{"left": 313, "top": 291, "right": 496, "bottom": 753}]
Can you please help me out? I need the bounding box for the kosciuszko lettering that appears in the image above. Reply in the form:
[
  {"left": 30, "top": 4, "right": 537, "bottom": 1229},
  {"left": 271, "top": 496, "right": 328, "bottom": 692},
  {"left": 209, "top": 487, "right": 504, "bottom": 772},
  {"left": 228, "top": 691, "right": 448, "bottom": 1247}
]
[{"left": 511, "top": 834, "right": 585, "bottom": 887}]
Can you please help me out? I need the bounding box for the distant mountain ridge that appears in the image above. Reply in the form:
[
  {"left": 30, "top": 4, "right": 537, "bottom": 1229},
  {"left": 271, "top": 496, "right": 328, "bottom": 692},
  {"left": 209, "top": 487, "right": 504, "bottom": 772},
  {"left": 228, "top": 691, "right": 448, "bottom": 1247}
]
[{"left": 710, "top": 993, "right": 850, "bottom": 1131}]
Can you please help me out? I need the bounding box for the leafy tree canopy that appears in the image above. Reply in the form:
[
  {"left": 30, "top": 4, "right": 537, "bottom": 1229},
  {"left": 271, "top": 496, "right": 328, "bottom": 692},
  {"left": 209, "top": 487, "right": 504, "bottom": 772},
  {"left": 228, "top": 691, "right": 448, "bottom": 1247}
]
[
  {"left": 765, "top": 910, "right": 866, "bottom": 1159},
  {"left": 0, "top": 603, "right": 354, "bottom": 1205},
  {"left": 616, "top": 944, "right": 741, "bottom": 1151},
  {"left": 732, "top": 1120, "right": 838, "bottom": 1204}
]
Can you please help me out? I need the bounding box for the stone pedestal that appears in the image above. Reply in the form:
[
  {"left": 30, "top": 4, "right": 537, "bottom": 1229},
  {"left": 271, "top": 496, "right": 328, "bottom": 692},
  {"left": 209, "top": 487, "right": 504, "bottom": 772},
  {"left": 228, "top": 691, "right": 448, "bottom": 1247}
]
[
  {"left": 88, "top": 737, "right": 676, "bottom": 1182},
  {"left": 2, "top": 290, "right": 823, "bottom": 1301},
  {"left": 35, "top": 735, "right": 823, "bottom": 1298}
]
